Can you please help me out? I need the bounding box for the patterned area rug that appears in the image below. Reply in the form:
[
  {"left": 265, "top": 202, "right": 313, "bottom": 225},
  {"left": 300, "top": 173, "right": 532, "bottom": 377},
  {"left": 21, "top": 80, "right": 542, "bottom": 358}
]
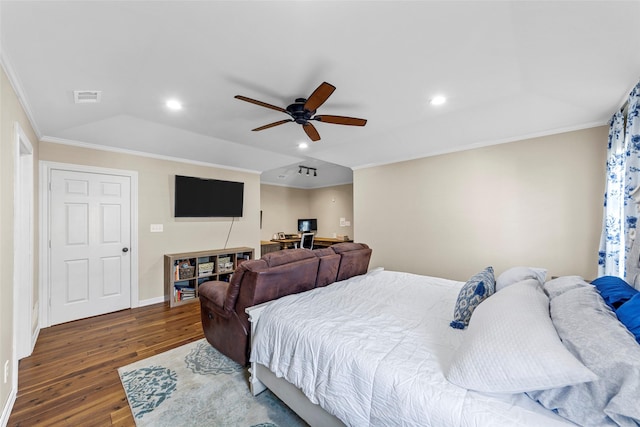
[{"left": 118, "top": 339, "right": 307, "bottom": 427}]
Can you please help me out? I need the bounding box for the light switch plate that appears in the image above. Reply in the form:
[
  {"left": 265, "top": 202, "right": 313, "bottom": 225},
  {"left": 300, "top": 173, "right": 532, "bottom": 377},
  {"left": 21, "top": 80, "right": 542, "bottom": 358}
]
[{"left": 150, "top": 224, "right": 163, "bottom": 232}]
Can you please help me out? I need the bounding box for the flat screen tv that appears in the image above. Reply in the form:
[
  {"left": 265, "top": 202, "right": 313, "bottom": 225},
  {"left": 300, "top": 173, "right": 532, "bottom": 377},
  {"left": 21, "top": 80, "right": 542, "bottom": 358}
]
[
  {"left": 298, "top": 218, "right": 317, "bottom": 233},
  {"left": 174, "top": 175, "right": 244, "bottom": 218}
]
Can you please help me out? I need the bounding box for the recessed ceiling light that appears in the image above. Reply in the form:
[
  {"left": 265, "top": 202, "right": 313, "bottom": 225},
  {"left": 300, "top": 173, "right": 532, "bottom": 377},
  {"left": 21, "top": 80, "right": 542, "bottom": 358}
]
[
  {"left": 298, "top": 142, "right": 309, "bottom": 149},
  {"left": 166, "top": 99, "right": 182, "bottom": 110},
  {"left": 429, "top": 95, "right": 446, "bottom": 106}
]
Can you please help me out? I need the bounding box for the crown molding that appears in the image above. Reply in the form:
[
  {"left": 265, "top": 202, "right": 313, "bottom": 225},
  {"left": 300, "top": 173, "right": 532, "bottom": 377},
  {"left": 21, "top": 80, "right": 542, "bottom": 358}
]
[
  {"left": 40, "top": 136, "right": 262, "bottom": 175},
  {"left": 0, "top": 52, "right": 42, "bottom": 140}
]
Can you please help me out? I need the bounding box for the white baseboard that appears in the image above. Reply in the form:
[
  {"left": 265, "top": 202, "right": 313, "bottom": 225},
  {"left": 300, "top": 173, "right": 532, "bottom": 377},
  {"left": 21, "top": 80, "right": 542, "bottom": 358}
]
[
  {"left": 30, "top": 325, "right": 40, "bottom": 358},
  {"left": 1, "top": 385, "right": 17, "bottom": 427},
  {"left": 137, "top": 296, "right": 166, "bottom": 307}
]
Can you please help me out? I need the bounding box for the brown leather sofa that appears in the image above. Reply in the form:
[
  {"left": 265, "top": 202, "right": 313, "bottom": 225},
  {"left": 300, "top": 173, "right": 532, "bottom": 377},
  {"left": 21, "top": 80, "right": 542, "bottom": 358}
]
[{"left": 199, "top": 242, "right": 372, "bottom": 365}]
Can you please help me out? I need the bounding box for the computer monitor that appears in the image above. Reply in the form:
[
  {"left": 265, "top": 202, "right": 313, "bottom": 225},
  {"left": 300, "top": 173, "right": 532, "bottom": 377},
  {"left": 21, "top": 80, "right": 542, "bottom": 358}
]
[{"left": 297, "top": 218, "right": 317, "bottom": 233}]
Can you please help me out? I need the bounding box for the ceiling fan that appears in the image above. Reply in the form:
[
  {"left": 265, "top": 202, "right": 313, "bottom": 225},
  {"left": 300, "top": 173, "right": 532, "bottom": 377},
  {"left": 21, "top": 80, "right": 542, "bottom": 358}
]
[{"left": 234, "top": 82, "right": 367, "bottom": 142}]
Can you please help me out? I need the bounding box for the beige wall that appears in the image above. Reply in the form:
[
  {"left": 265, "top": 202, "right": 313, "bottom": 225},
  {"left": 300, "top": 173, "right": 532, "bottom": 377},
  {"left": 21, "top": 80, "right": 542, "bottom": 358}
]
[
  {"left": 260, "top": 185, "right": 310, "bottom": 240},
  {"left": 309, "top": 184, "right": 354, "bottom": 239},
  {"left": 260, "top": 183, "right": 354, "bottom": 243},
  {"left": 39, "top": 142, "right": 261, "bottom": 301},
  {"left": 1, "top": 66, "right": 40, "bottom": 418},
  {"left": 354, "top": 126, "right": 608, "bottom": 282}
]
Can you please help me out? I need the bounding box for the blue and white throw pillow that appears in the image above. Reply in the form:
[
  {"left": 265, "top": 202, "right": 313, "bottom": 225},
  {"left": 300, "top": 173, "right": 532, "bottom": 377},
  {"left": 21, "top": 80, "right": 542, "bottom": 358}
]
[{"left": 450, "top": 266, "right": 495, "bottom": 329}]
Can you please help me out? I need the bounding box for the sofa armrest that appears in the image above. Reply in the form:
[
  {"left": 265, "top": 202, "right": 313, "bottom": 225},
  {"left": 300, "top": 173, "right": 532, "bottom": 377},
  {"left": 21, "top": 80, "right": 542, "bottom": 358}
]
[{"left": 198, "top": 280, "right": 231, "bottom": 318}]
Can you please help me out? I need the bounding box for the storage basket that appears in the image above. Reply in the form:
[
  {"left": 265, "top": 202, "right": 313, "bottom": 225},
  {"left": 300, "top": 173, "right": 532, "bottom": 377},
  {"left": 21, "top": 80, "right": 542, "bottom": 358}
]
[
  {"left": 179, "top": 266, "right": 195, "bottom": 279},
  {"left": 198, "top": 262, "right": 214, "bottom": 276}
]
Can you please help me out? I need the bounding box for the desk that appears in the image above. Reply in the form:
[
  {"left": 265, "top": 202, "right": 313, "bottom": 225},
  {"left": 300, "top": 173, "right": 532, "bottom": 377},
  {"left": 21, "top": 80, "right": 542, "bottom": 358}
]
[
  {"left": 270, "top": 237, "right": 353, "bottom": 250},
  {"left": 260, "top": 240, "right": 281, "bottom": 255},
  {"left": 313, "top": 237, "right": 353, "bottom": 247},
  {"left": 270, "top": 238, "right": 300, "bottom": 249}
]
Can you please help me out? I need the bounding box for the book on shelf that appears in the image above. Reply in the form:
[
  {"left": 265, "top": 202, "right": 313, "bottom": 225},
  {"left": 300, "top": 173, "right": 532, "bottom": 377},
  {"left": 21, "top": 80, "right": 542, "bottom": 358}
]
[
  {"left": 174, "top": 289, "right": 196, "bottom": 301},
  {"left": 174, "top": 283, "right": 196, "bottom": 301}
]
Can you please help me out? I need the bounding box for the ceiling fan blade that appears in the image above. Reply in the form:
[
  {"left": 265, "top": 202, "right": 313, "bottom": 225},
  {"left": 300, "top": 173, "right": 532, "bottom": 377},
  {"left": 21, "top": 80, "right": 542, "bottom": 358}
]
[
  {"left": 252, "top": 119, "right": 293, "bottom": 131},
  {"left": 314, "top": 115, "right": 367, "bottom": 126},
  {"left": 235, "top": 95, "right": 288, "bottom": 114},
  {"left": 303, "top": 123, "right": 321, "bottom": 141},
  {"left": 304, "top": 82, "right": 336, "bottom": 111}
]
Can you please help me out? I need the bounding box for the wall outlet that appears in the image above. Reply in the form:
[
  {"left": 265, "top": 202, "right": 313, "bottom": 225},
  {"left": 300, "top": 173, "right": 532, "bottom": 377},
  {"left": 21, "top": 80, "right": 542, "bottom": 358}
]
[{"left": 4, "top": 360, "right": 9, "bottom": 383}]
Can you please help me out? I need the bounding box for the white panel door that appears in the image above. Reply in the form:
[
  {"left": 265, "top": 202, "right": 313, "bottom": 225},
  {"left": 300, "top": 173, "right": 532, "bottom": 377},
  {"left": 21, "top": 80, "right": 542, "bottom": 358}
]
[{"left": 49, "top": 169, "right": 131, "bottom": 325}]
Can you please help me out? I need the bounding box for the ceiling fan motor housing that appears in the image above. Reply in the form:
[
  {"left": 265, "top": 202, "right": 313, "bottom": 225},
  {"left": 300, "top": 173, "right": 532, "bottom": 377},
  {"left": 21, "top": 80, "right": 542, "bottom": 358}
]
[
  {"left": 287, "top": 98, "right": 315, "bottom": 124},
  {"left": 235, "top": 82, "right": 366, "bottom": 141}
]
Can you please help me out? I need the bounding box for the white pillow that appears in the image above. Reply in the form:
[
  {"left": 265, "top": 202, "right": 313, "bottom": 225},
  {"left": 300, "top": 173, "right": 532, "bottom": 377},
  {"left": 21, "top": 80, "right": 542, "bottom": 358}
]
[
  {"left": 445, "top": 279, "right": 597, "bottom": 393},
  {"left": 496, "top": 266, "right": 547, "bottom": 291}
]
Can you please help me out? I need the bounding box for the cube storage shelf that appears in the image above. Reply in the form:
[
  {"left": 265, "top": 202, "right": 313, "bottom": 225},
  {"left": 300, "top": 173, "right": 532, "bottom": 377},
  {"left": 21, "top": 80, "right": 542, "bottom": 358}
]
[{"left": 164, "top": 246, "right": 254, "bottom": 307}]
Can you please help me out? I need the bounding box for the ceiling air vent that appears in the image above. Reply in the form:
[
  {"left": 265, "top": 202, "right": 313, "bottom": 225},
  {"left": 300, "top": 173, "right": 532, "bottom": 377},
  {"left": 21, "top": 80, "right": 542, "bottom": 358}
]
[{"left": 74, "top": 90, "right": 102, "bottom": 104}]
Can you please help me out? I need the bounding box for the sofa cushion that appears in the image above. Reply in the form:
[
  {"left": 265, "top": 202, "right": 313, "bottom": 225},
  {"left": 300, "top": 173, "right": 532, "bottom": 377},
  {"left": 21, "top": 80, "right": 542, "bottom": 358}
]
[
  {"left": 261, "top": 248, "right": 316, "bottom": 268},
  {"left": 313, "top": 247, "right": 335, "bottom": 257},
  {"left": 331, "top": 243, "right": 372, "bottom": 281},
  {"left": 314, "top": 248, "right": 340, "bottom": 287},
  {"left": 330, "top": 242, "right": 369, "bottom": 254},
  {"left": 239, "top": 257, "right": 321, "bottom": 308}
]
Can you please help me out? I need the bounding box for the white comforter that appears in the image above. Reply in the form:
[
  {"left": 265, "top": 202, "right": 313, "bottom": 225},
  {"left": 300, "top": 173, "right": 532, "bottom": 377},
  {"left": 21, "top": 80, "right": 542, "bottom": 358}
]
[{"left": 250, "top": 269, "right": 573, "bottom": 427}]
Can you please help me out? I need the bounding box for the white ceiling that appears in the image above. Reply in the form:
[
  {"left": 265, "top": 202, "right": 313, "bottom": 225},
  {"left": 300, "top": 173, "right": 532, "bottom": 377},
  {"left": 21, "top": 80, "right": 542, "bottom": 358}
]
[{"left": 2, "top": 1, "right": 640, "bottom": 189}]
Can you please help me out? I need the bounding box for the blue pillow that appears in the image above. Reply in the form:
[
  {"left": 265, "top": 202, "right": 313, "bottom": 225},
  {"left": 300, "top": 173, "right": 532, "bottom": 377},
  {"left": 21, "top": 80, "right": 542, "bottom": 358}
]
[
  {"left": 591, "top": 276, "right": 638, "bottom": 310},
  {"left": 616, "top": 293, "right": 640, "bottom": 344},
  {"left": 450, "top": 266, "right": 495, "bottom": 329}
]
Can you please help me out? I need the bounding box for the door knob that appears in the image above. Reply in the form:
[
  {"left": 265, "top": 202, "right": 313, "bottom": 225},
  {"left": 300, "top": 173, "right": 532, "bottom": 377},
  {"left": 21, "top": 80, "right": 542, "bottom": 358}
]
[{"left": 122, "top": 247, "right": 129, "bottom": 253}]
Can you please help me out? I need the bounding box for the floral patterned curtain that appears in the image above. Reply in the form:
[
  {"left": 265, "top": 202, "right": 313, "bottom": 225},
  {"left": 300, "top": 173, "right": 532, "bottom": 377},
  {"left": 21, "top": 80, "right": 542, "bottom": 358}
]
[
  {"left": 599, "top": 112, "right": 626, "bottom": 276},
  {"left": 599, "top": 81, "right": 640, "bottom": 278}
]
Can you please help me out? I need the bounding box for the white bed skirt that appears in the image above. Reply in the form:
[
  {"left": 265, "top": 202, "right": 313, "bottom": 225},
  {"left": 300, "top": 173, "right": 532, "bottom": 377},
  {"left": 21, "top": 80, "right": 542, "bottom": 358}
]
[{"left": 247, "top": 303, "right": 344, "bottom": 427}]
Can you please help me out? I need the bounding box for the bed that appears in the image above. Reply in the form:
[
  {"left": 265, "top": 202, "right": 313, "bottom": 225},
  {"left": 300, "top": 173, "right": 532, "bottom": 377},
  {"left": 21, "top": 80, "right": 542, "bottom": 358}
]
[{"left": 246, "top": 267, "right": 640, "bottom": 427}]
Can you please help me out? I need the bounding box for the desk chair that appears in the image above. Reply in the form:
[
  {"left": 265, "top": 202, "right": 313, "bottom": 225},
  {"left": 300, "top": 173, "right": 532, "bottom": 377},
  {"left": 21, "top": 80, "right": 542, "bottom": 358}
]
[{"left": 300, "top": 233, "right": 315, "bottom": 249}]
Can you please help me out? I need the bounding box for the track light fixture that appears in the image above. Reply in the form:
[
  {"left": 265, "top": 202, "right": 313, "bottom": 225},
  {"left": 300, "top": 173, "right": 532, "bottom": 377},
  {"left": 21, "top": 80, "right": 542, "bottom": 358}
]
[{"left": 298, "top": 166, "right": 317, "bottom": 177}]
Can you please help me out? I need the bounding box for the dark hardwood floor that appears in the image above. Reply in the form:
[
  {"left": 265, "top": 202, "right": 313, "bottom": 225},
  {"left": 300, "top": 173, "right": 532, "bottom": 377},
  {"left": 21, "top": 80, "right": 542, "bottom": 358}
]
[{"left": 8, "top": 301, "right": 204, "bottom": 426}]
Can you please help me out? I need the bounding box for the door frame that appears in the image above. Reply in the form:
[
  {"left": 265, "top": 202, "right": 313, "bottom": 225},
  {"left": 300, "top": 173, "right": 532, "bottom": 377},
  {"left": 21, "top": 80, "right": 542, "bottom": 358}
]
[
  {"left": 39, "top": 161, "right": 139, "bottom": 327},
  {"left": 13, "top": 123, "right": 34, "bottom": 369}
]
